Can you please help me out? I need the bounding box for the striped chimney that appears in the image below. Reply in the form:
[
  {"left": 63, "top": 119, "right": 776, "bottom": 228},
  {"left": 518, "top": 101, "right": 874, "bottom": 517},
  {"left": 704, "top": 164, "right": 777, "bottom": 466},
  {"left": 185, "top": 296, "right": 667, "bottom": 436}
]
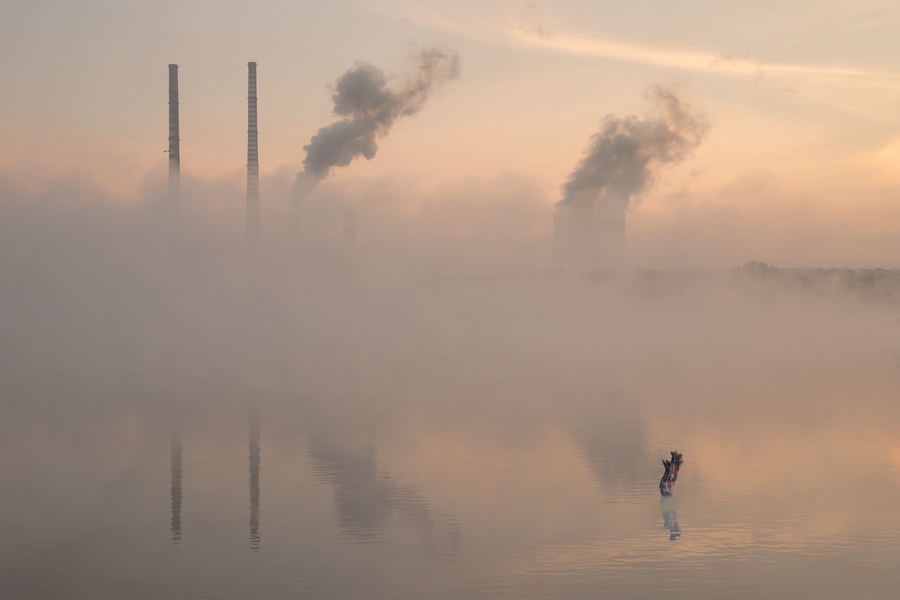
[
  {"left": 246, "top": 62, "right": 261, "bottom": 243},
  {"left": 168, "top": 64, "right": 180, "bottom": 218}
]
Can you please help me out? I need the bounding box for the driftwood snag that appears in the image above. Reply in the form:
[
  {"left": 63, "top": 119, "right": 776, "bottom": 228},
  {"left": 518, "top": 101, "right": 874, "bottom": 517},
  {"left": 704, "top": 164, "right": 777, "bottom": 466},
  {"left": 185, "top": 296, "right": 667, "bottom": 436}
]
[{"left": 659, "top": 451, "right": 683, "bottom": 496}]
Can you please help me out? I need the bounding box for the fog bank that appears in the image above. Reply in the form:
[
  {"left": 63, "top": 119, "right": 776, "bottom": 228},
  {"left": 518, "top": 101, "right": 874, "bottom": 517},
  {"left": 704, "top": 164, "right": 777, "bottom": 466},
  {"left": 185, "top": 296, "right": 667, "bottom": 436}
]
[{"left": 2, "top": 166, "right": 899, "bottom": 408}]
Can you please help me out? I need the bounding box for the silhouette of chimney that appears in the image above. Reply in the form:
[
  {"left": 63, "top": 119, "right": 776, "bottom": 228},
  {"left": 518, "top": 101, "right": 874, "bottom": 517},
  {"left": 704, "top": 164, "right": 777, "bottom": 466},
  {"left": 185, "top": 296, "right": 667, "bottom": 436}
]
[
  {"left": 246, "top": 62, "right": 261, "bottom": 243},
  {"left": 168, "top": 64, "right": 180, "bottom": 223}
]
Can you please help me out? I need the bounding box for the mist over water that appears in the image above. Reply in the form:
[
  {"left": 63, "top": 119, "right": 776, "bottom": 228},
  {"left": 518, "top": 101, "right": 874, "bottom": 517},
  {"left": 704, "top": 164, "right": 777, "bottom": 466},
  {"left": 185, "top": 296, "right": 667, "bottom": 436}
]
[{"left": 2, "top": 167, "right": 900, "bottom": 600}]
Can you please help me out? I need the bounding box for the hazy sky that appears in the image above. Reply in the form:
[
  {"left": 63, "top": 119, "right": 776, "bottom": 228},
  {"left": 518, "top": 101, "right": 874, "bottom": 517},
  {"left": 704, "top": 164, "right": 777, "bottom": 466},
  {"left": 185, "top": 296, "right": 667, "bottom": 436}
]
[{"left": 2, "top": 0, "right": 900, "bottom": 266}]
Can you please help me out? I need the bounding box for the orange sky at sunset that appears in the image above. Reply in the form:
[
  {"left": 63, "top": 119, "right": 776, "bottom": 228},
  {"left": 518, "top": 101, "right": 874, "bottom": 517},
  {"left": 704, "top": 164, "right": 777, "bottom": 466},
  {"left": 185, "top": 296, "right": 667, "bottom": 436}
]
[{"left": 3, "top": 0, "right": 900, "bottom": 267}]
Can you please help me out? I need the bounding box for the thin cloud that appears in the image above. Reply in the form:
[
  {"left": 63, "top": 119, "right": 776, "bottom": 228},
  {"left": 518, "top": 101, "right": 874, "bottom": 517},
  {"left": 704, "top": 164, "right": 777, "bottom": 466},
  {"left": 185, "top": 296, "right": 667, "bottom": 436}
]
[
  {"left": 505, "top": 28, "right": 873, "bottom": 78},
  {"left": 360, "top": 1, "right": 896, "bottom": 81}
]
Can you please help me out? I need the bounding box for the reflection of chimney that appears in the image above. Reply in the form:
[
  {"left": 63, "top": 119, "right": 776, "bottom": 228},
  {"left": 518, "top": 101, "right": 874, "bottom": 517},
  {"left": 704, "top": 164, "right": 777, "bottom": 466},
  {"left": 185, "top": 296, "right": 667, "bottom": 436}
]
[
  {"left": 168, "top": 64, "right": 180, "bottom": 221},
  {"left": 246, "top": 62, "right": 261, "bottom": 243},
  {"left": 170, "top": 430, "right": 182, "bottom": 544},
  {"left": 248, "top": 406, "right": 261, "bottom": 552},
  {"left": 342, "top": 209, "right": 357, "bottom": 245}
]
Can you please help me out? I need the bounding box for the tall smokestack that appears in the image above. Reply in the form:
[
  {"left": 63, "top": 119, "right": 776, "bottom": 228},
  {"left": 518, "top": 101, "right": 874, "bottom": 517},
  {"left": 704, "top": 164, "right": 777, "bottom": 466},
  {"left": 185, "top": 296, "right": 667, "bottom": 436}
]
[
  {"left": 168, "top": 64, "right": 180, "bottom": 220},
  {"left": 246, "top": 62, "right": 260, "bottom": 243}
]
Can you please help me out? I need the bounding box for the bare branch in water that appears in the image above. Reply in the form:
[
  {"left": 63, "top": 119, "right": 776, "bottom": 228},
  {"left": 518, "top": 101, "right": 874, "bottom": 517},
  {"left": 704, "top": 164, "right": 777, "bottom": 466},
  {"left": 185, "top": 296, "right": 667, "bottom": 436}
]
[{"left": 660, "top": 451, "right": 683, "bottom": 496}]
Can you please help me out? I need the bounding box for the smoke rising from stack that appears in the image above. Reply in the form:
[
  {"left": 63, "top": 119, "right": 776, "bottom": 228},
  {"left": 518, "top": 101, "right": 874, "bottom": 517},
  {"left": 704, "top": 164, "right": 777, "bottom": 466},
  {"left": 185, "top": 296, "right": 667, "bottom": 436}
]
[
  {"left": 554, "top": 86, "right": 707, "bottom": 269},
  {"left": 291, "top": 48, "right": 460, "bottom": 222},
  {"left": 302, "top": 48, "right": 460, "bottom": 180},
  {"left": 557, "top": 85, "right": 708, "bottom": 219}
]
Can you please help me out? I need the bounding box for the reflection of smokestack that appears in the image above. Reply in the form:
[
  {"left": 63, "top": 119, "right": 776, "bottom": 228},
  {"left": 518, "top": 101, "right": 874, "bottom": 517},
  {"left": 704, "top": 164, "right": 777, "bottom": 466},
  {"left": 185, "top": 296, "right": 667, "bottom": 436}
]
[
  {"left": 168, "top": 64, "right": 180, "bottom": 220},
  {"left": 343, "top": 209, "right": 357, "bottom": 246},
  {"left": 170, "top": 430, "right": 182, "bottom": 544},
  {"left": 246, "top": 62, "right": 260, "bottom": 243},
  {"left": 248, "top": 406, "right": 261, "bottom": 552}
]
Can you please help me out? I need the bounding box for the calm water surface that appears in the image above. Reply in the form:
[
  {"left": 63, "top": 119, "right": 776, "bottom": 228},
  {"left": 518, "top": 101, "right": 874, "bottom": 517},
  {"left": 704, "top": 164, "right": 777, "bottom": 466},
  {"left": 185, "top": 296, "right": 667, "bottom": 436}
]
[{"left": 2, "top": 275, "right": 900, "bottom": 599}]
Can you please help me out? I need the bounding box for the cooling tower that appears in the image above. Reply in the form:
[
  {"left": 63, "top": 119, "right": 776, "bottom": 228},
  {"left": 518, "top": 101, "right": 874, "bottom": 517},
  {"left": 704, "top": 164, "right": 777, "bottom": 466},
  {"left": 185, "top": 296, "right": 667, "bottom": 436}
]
[
  {"left": 289, "top": 175, "right": 303, "bottom": 239},
  {"left": 168, "top": 64, "right": 180, "bottom": 218},
  {"left": 343, "top": 209, "right": 357, "bottom": 245},
  {"left": 554, "top": 186, "right": 627, "bottom": 270},
  {"left": 553, "top": 210, "right": 596, "bottom": 270},
  {"left": 596, "top": 219, "right": 626, "bottom": 268},
  {"left": 246, "top": 62, "right": 260, "bottom": 243}
]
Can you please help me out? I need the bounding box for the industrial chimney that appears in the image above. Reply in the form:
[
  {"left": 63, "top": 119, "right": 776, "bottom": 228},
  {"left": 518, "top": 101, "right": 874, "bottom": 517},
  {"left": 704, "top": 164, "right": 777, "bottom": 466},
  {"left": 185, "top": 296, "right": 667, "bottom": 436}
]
[
  {"left": 168, "top": 64, "right": 180, "bottom": 221},
  {"left": 246, "top": 62, "right": 261, "bottom": 243}
]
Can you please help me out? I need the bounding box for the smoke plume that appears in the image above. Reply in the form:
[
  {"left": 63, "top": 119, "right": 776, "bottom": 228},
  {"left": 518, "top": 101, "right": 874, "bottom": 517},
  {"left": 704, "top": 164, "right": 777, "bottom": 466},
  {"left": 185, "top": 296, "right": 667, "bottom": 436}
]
[
  {"left": 557, "top": 86, "right": 708, "bottom": 219},
  {"left": 301, "top": 48, "right": 461, "bottom": 181}
]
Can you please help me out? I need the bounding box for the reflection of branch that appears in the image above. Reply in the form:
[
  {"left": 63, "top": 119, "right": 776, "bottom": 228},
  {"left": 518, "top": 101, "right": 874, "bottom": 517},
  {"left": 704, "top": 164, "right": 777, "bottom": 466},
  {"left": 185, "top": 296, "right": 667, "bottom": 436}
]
[
  {"left": 659, "top": 497, "right": 681, "bottom": 541},
  {"left": 659, "top": 451, "right": 683, "bottom": 496}
]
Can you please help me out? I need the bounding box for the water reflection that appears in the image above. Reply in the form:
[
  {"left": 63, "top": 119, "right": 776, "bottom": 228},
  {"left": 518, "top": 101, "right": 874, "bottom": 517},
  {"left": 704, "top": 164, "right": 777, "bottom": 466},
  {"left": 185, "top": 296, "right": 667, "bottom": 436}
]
[
  {"left": 170, "top": 429, "right": 182, "bottom": 544},
  {"left": 660, "top": 497, "right": 681, "bottom": 541},
  {"left": 307, "top": 440, "right": 459, "bottom": 553},
  {"left": 569, "top": 395, "right": 650, "bottom": 501},
  {"left": 249, "top": 405, "right": 261, "bottom": 552}
]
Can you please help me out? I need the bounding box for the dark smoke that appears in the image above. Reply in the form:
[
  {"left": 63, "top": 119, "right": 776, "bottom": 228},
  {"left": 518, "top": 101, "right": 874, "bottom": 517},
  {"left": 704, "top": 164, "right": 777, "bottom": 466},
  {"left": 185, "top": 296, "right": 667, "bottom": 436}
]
[
  {"left": 301, "top": 48, "right": 461, "bottom": 180},
  {"left": 557, "top": 86, "right": 708, "bottom": 219}
]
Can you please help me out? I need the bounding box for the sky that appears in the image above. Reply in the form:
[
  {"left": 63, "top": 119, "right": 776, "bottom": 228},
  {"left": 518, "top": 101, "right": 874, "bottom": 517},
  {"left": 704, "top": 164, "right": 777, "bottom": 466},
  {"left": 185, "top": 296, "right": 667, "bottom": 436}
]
[{"left": 2, "top": 0, "right": 900, "bottom": 267}]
